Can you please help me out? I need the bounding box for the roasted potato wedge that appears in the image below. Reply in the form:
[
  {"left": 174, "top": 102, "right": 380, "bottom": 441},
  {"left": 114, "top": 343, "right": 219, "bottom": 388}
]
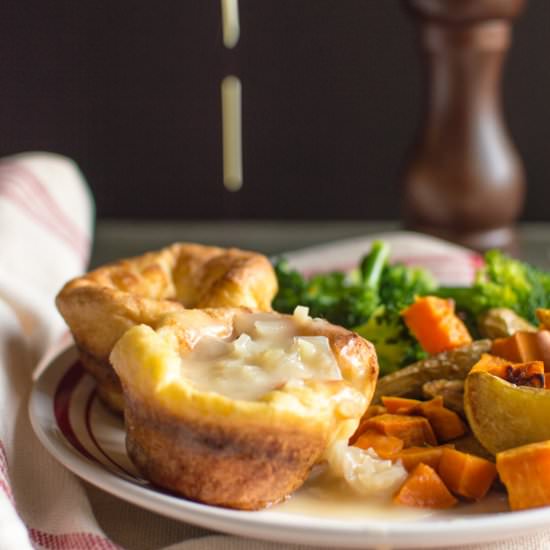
[
  {"left": 464, "top": 371, "right": 550, "bottom": 455},
  {"left": 478, "top": 308, "right": 536, "bottom": 339}
]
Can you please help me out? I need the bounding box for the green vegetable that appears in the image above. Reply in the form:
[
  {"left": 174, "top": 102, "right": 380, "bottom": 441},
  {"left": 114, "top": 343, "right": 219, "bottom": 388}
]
[
  {"left": 437, "top": 250, "right": 550, "bottom": 325},
  {"left": 354, "top": 306, "right": 426, "bottom": 375},
  {"left": 273, "top": 241, "right": 390, "bottom": 327},
  {"left": 378, "top": 262, "right": 437, "bottom": 315},
  {"left": 273, "top": 241, "right": 436, "bottom": 374},
  {"left": 360, "top": 240, "right": 390, "bottom": 289}
]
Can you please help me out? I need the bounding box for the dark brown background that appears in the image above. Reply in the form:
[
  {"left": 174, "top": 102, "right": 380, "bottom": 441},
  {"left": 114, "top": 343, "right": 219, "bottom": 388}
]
[{"left": 1, "top": 0, "right": 549, "bottom": 221}]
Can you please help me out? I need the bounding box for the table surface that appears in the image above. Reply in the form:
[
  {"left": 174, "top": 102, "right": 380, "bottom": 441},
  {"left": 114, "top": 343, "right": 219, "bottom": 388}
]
[
  {"left": 85, "top": 219, "right": 550, "bottom": 549},
  {"left": 91, "top": 220, "right": 550, "bottom": 269}
]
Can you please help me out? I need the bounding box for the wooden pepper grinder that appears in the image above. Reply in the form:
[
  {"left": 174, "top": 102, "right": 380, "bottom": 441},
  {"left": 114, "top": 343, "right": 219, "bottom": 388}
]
[{"left": 402, "top": 0, "right": 527, "bottom": 251}]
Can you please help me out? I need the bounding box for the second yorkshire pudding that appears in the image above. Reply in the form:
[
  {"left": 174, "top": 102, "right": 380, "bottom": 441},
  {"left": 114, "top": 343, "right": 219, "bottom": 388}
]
[
  {"left": 56, "top": 243, "right": 277, "bottom": 412},
  {"left": 110, "top": 306, "right": 379, "bottom": 510}
]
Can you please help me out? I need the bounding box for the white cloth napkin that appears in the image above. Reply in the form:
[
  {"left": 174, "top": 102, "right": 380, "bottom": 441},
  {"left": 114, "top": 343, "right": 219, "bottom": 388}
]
[{"left": 1, "top": 151, "right": 549, "bottom": 550}]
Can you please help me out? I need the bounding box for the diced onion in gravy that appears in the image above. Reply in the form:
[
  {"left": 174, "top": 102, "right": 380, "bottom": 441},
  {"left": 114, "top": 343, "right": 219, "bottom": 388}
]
[
  {"left": 326, "top": 441, "right": 408, "bottom": 498},
  {"left": 180, "top": 307, "right": 342, "bottom": 401}
]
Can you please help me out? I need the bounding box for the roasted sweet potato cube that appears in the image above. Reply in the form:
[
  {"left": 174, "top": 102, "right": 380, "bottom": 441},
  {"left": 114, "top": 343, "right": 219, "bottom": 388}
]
[
  {"left": 396, "top": 446, "right": 445, "bottom": 472},
  {"left": 470, "top": 353, "right": 512, "bottom": 376},
  {"left": 438, "top": 448, "right": 497, "bottom": 501},
  {"left": 394, "top": 463, "right": 457, "bottom": 509},
  {"left": 402, "top": 296, "right": 472, "bottom": 355},
  {"left": 491, "top": 331, "right": 550, "bottom": 372},
  {"left": 420, "top": 404, "right": 467, "bottom": 443},
  {"left": 348, "top": 405, "right": 387, "bottom": 444},
  {"left": 497, "top": 440, "right": 550, "bottom": 511},
  {"left": 353, "top": 429, "right": 404, "bottom": 459},
  {"left": 381, "top": 396, "right": 422, "bottom": 415},
  {"left": 363, "top": 414, "right": 437, "bottom": 448}
]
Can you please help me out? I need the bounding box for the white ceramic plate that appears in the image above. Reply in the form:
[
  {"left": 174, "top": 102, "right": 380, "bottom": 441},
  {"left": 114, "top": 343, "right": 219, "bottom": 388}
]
[
  {"left": 30, "top": 343, "right": 550, "bottom": 549},
  {"left": 28, "top": 234, "right": 550, "bottom": 548}
]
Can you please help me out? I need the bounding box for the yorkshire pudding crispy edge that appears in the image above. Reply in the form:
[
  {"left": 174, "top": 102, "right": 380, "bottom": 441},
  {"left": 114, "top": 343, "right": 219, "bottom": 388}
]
[
  {"left": 110, "top": 308, "right": 379, "bottom": 510},
  {"left": 56, "top": 243, "right": 278, "bottom": 411}
]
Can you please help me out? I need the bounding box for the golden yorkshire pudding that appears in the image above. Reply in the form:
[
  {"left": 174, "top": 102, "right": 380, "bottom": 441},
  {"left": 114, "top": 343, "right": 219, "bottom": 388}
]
[
  {"left": 110, "top": 306, "right": 379, "bottom": 510},
  {"left": 56, "top": 243, "right": 277, "bottom": 412}
]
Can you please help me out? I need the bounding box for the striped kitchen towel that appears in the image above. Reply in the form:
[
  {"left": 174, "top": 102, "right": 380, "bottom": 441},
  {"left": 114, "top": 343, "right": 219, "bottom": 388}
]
[{"left": 0, "top": 152, "right": 118, "bottom": 549}]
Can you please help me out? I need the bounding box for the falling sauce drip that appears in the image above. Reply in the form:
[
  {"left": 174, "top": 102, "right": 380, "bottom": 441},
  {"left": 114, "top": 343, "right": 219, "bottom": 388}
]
[
  {"left": 221, "top": 0, "right": 240, "bottom": 49},
  {"left": 221, "top": 75, "right": 243, "bottom": 192},
  {"left": 220, "top": 0, "right": 243, "bottom": 191}
]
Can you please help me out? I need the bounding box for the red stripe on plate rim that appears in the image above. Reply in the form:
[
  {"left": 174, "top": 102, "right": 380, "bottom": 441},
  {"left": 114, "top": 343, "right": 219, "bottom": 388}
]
[
  {"left": 55, "top": 361, "right": 146, "bottom": 484},
  {"left": 83, "top": 389, "right": 140, "bottom": 480},
  {"left": 54, "top": 362, "right": 103, "bottom": 466}
]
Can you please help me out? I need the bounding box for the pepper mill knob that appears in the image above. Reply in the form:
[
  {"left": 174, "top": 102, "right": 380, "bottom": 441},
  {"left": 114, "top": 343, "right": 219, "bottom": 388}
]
[{"left": 402, "top": 0, "right": 527, "bottom": 251}]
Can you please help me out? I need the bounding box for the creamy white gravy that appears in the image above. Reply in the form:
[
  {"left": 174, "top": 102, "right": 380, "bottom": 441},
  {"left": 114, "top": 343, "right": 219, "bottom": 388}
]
[
  {"left": 180, "top": 308, "right": 341, "bottom": 401},
  {"left": 276, "top": 466, "right": 509, "bottom": 520},
  {"left": 278, "top": 469, "right": 431, "bottom": 520}
]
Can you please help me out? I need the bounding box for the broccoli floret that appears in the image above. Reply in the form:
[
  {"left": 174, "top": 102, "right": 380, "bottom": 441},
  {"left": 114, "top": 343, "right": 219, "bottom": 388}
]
[
  {"left": 438, "top": 250, "right": 550, "bottom": 325},
  {"left": 354, "top": 307, "right": 427, "bottom": 376},
  {"left": 272, "top": 259, "right": 308, "bottom": 313},
  {"left": 273, "top": 241, "right": 390, "bottom": 327},
  {"left": 272, "top": 260, "right": 380, "bottom": 326},
  {"left": 379, "top": 262, "right": 437, "bottom": 313}
]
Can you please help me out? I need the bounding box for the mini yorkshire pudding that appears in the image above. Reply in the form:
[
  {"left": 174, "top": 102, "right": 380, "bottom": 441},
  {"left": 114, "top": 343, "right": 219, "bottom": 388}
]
[
  {"left": 110, "top": 307, "right": 378, "bottom": 510},
  {"left": 56, "top": 243, "right": 277, "bottom": 412}
]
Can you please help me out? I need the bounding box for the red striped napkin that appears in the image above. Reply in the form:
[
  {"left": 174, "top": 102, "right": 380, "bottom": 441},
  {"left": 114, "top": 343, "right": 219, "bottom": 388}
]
[{"left": 0, "top": 152, "right": 119, "bottom": 549}]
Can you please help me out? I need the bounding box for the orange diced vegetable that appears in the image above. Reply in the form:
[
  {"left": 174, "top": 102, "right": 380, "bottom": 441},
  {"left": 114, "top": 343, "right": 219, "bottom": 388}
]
[
  {"left": 417, "top": 395, "right": 445, "bottom": 409},
  {"left": 348, "top": 405, "right": 388, "bottom": 444},
  {"left": 363, "top": 414, "right": 437, "bottom": 448},
  {"left": 383, "top": 395, "right": 465, "bottom": 443},
  {"left": 402, "top": 296, "right": 472, "bottom": 355},
  {"left": 353, "top": 429, "right": 404, "bottom": 459},
  {"left": 472, "top": 354, "right": 544, "bottom": 388},
  {"left": 537, "top": 309, "right": 550, "bottom": 330},
  {"left": 438, "top": 448, "right": 497, "bottom": 501},
  {"left": 382, "top": 395, "right": 444, "bottom": 415},
  {"left": 396, "top": 446, "right": 446, "bottom": 472},
  {"left": 470, "top": 353, "right": 512, "bottom": 376},
  {"left": 471, "top": 353, "right": 545, "bottom": 388},
  {"left": 393, "top": 463, "right": 457, "bottom": 509},
  {"left": 496, "top": 441, "right": 550, "bottom": 511},
  {"left": 380, "top": 395, "right": 465, "bottom": 442},
  {"left": 491, "top": 331, "right": 550, "bottom": 372},
  {"left": 419, "top": 401, "right": 467, "bottom": 442},
  {"left": 492, "top": 332, "right": 531, "bottom": 363},
  {"left": 362, "top": 404, "right": 388, "bottom": 420},
  {"left": 410, "top": 395, "right": 445, "bottom": 416},
  {"left": 381, "top": 396, "right": 422, "bottom": 415}
]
